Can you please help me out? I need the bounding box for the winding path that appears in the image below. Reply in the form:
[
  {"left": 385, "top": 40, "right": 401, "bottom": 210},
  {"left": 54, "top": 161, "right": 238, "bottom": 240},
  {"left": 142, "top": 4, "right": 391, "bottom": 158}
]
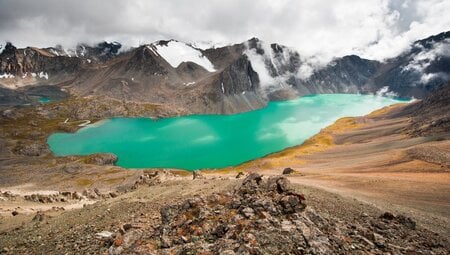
[{"left": 62, "top": 118, "right": 91, "bottom": 127}]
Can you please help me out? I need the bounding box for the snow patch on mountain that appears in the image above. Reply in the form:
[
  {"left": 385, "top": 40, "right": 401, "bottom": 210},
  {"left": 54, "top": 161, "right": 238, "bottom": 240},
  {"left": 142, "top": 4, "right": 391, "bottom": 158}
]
[
  {"left": 0, "top": 73, "right": 15, "bottom": 79},
  {"left": 38, "top": 71, "right": 49, "bottom": 79},
  {"left": 154, "top": 41, "right": 216, "bottom": 72},
  {"left": 244, "top": 47, "right": 275, "bottom": 88},
  {"left": 21, "top": 72, "right": 49, "bottom": 79}
]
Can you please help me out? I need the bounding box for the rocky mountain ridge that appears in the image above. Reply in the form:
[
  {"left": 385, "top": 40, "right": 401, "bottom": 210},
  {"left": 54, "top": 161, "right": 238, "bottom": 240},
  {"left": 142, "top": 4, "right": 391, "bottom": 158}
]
[{"left": 0, "top": 31, "right": 449, "bottom": 114}]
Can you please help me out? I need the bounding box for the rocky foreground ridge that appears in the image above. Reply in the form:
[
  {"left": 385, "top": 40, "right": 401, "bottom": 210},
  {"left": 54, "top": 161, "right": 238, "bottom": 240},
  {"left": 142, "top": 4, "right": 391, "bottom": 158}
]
[{"left": 104, "top": 174, "right": 448, "bottom": 255}]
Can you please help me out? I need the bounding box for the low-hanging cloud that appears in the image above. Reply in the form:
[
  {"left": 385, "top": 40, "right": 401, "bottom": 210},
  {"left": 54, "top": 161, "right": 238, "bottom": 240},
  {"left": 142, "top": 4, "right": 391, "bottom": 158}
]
[
  {"left": 402, "top": 38, "right": 450, "bottom": 83},
  {"left": 0, "top": 0, "right": 449, "bottom": 66}
]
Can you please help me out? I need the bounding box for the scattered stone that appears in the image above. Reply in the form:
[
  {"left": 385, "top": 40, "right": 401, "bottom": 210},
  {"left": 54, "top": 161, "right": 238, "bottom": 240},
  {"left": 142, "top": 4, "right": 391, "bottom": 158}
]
[
  {"left": 2, "top": 109, "right": 23, "bottom": 119},
  {"left": 122, "top": 223, "right": 133, "bottom": 232},
  {"left": 11, "top": 211, "right": 19, "bottom": 216},
  {"left": 235, "top": 171, "right": 245, "bottom": 179},
  {"left": 241, "top": 207, "right": 255, "bottom": 218},
  {"left": 96, "top": 231, "right": 114, "bottom": 240},
  {"left": 32, "top": 211, "right": 48, "bottom": 222},
  {"left": 372, "top": 232, "right": 386, "bottom": 248},
  {"left": 85, "top": 153, "right": 118, "bottom": 165},
  {"left": 93, "top": 188, "right": 102, "bottom": 196},
  {"left": 133, "top": 170, "right": 177, "bottom": 188},
  {"left": 379, "top": 212, "right": 416, "bottom": 229},
  {"left": 0, "top": 191, "right": 18, "bottom": 201},
  {"left": 380, "top": 212, "right": 395, "bottom": 220},
  {"left": 14, "top": 143, "right": 48, "bottom": 157},
  {"left": 358, "top": 235, "right": 374, "bottom": 247},
  {"left": 24, "top": 192, "right": 80, "bottom": 203},
  {"left": 83, "top": 189, "right": 99, "bottom": 199},
  {"left": 72, "top": 191, "right": 83, "bottom": 200},
  {"left": 397, "top": 215, "right": 416, "bottom": 230},
  {"left": 192, "top": 170, "right": 204, "bottom": 180},
  {"left": 282, "top": 167, "right": 295, "bottom": 175}
]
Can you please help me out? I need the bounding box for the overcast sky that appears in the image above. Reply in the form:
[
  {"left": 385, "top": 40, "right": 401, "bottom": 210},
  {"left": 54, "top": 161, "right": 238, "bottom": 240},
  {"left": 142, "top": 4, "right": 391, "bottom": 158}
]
[{"left": 0, "top": 0, "right": 449, "bottom": 64}]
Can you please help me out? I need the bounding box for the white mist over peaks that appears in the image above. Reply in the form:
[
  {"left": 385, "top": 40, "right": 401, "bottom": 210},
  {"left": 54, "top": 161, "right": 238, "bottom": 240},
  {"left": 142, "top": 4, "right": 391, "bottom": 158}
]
[
  {"left": 375, "top": 86, "right": 399, "bottom": 98},
  {"left": 402, "top": 38, "right": 450, "bottom": 84},
  {"left": 1, "top": 0, "right": 449, "bottom": 67}
]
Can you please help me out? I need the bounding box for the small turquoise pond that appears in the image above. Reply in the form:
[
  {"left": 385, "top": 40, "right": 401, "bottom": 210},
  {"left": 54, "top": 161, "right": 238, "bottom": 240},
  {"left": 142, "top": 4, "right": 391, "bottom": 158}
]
[
  {"left": 47, "top": 94, "right": 408, "bottom": 170},
  {"left": 39, "top": 97, "right": 51, "bottom": 103}
]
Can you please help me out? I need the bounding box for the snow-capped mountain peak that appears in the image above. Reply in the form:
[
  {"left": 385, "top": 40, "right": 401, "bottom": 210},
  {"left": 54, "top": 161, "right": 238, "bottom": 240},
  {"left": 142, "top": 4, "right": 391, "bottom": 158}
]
[{"left": 153, "top": 40, "right": 216, "bottom": 72}]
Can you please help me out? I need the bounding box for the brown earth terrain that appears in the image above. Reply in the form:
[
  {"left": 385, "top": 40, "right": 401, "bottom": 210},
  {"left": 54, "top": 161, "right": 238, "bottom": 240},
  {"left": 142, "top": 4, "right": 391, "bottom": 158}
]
[
  {"left": 0, "top": 84, "right": 448, "bottom": 253},
  {"left": 224, "top": 103, "right": 450, "bottom": 235}
]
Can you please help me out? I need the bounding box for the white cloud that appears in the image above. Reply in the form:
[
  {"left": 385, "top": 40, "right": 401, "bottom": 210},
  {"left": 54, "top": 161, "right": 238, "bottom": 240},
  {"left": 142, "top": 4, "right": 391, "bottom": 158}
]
[
  {"left": 0, "top": 0, "right": 449, "bottom": 66},
  {"left": 402, "top": 38, "right": 450, "bottom": 83}
]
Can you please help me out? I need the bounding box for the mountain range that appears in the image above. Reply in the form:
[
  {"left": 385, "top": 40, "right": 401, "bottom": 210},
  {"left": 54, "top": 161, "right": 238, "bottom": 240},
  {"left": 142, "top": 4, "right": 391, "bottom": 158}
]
[{"left": 1, "top": 31, "right": 449, "bottom": 114}]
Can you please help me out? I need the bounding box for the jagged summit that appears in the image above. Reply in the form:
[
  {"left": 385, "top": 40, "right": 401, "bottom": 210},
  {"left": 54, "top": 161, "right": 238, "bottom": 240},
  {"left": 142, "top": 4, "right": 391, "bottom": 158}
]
[{"left": 414, "top": 30, "right": 450, "bottom": 50}]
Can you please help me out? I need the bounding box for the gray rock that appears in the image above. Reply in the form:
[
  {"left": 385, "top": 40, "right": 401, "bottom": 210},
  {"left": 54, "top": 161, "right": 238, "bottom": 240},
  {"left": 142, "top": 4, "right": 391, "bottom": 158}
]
[
  {"left": 241, "top": 207, "right": 255, "bottom": 218},
  {"left": 380, "top": 212, "right": 395, "bottom": 220},
  {"left": 397, "top": 215, "right": 416, "bottom": 230},
  {"left": 282, "top": 167, "right": 295, "bottom": 175},
  {"left": 372, "top": 232, "right": 386, "bottom": 248},
  {"left": 96, "top": 231, "right": 114, "bottom": 240},
  {"left": 161, "top": 205, "right": 180, "bottom": 225},
  {"left": 32, "top": 211, "right": 48, "bottom": 222},
  {"left": 192, "top": 170, "right": 204, "bottom": 180},
  {"left": 235, "top": 171, "right": 245, "bottom": 179}
]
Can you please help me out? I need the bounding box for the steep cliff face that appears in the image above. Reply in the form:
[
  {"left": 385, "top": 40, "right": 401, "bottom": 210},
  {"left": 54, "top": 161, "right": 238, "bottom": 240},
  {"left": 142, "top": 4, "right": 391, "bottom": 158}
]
[
  {"left": 0, "top": 43, "right": 83, "bottom": 76},
  {"left": 216, "top": 55, "right": 260, "bottom": 95},
  {"left": 298, "top": 55, "right": 381, "bottom": 94}
]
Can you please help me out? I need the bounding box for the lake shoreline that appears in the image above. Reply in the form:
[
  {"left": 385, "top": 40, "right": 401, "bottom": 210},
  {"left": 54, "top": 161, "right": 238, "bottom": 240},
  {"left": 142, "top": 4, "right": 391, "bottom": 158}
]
[{"left": 48, "top": 94, "right": 409, "bottom": 170}]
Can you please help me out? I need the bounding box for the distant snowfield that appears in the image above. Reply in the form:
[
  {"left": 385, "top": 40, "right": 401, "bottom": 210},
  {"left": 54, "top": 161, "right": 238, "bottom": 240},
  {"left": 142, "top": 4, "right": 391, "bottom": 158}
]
[{"left": 155, "top": 41, "right": 216, "bottom": 72}]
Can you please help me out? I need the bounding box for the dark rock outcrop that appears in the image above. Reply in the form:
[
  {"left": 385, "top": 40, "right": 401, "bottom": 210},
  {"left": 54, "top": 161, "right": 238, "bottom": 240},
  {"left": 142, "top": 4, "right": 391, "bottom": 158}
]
[
  {"left": 216, "top": 55, "right": 260, "bottom": 96},
  {"left": 282, "top": 167, "right": 295, "bottom": 175},
  {"left": 300, "top": 55, "right": 380, "bottom": 94}
]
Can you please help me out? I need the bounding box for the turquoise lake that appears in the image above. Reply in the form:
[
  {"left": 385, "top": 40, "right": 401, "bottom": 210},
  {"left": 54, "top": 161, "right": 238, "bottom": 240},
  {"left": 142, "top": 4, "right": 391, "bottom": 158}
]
[{"left": 47, "top": 94, "right": 408, "bottom": 170}]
